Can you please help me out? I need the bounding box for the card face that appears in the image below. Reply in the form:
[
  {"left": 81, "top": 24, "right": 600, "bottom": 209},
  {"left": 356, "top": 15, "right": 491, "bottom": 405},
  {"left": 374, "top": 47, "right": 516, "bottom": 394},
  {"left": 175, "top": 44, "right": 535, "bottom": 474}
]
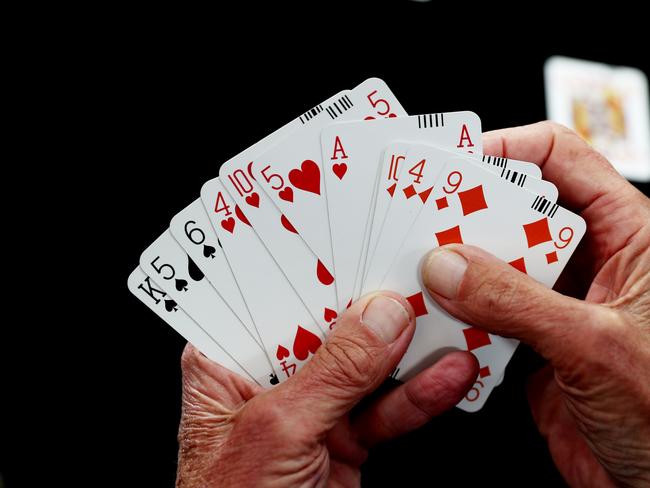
[
  {"left": 249, "top": 78, "right": 407, "bottom": 290},
  {"left": 362, "top": 144, "right": 558, "bottom": 295},
  {"left": 139, "top": 230, "right": 277, "bottom": 387},
  {"left": 200, "top": 178, "right": 326, "bottom": 382},
  {"left": 362, "top": 146, "right": 545, "bottom": 297},
  {"left": 127, "top": 266, "right": 253, "bottom": 381},
  {"left": 473, "top": 154, "right": 542, "bottom": 178},
  {"left": 169, "top": 199, "right": 260, "bottom": 345},
  {"left": 381, "top": 156, "right": 585, "bottom": 411},
  {"left": 322, "top": 112, "right": 483, "bottom": 309},
  {"left": 545, "top": 55, "right": 650, "bottom": 182}
]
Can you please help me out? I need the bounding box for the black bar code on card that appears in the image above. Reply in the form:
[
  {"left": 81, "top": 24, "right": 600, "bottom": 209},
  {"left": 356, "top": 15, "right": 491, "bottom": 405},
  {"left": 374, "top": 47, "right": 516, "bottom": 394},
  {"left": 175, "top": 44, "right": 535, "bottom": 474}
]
[
  {"left": 482, "top": 155, "right": 509, "bottom": 169},
  {"left": 501, "top": 168, "right": 527, "bottom": 187},
  {"left": 325, "top": 95, "right": 354, "bottom": 120},
  {"left": 299, "top": 104, "right": 323, "bottom": 124},
  {"left": 532, "top": 195, "right": 559, "bottom": 218},
  {"left": 417, "top": 113, "right": 445, "bottom": 129}
]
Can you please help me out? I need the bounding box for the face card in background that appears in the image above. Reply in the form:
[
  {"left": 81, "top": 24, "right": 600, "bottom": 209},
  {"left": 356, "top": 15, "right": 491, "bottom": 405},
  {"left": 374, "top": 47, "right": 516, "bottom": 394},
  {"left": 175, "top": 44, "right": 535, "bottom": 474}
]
[
  {"left": 140, "top": 230, "right": 276, "bottom": 387},
  {"left": 362, "top": 144, "right": 558, "bottom": 295},
  {"left": 250, "top": 78, "right": 407, "bottom": 285},
  {"left": 127, "top": 266, "right": 253, "bottom": 382},
  {"left": 545, "top": 55, "right": 650, "bottom": 182},
  {"left": 170, "top": 199, "right": 260, "bottom": 345},
  {"left": 322, "top": 112, "right": 483, "bottom": 309},
  {"left": 201, "top": 178, "right": 325, "bottom": 382},
  {"left": 381, "top": 156, "right": 585, "bottom": 411}
]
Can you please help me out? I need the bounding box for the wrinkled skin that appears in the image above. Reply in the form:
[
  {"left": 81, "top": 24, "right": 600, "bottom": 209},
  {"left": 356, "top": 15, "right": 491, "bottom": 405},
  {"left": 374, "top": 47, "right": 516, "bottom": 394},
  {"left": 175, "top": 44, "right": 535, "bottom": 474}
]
[
  {"left": 176, "top": 292, "right": 479, "bottom": 487},
  {"left": 175, "top": 122, "right": 650, "bottom": 488},
  {"left": 424, "top": 122, "right": 650, "bottom": 487}
]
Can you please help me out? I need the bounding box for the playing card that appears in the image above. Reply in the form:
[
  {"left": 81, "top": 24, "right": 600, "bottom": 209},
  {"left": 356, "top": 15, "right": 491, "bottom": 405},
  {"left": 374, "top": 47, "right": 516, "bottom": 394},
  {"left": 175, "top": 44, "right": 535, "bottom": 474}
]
[
  {"left": 139, "top": 230, "right": 277, "bottom": 386},
  {"left": 545, "top": 55, "right": 650, "bottom": 182},
  {"left": 474, "top": 154, "right": 542, "bottom": 178},
  {"left": 248, "top": 78, "right": 407, "bottom": 307},
  {"left": 361, "top": 143, "right": 558, "bottom": 295},
  {"left": 169, "top": 199, "right": 260, "bottom": 345},
  {"left": 363, "top": 145, "right": 544, "bottom": 294},
  {"left": 321, "top": 112, "right": 483, "bottom": 309},
  {"left": 127, "top": 266, "right": 253, "bottom": 381},
  {"left": 201, "top": 178, "right": 326, "bottom": 382},
  {"left": 380, "top": 152, "right": 585, "bottom": 411},
  {"left": 170, "top": 93, "right": 347, "bottom": 337}
]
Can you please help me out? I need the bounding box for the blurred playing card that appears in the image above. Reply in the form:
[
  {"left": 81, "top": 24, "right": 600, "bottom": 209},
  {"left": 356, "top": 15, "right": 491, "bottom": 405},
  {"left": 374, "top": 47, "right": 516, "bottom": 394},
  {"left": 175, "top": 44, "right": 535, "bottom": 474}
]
[{"left": 545, "top": 56, "right": 650, "bottom": 182}]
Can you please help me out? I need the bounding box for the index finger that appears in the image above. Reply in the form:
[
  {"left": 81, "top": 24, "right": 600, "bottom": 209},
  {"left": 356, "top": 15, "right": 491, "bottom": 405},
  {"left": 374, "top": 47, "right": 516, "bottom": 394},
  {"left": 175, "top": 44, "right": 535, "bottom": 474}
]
[{"left": 483, "top": 121, "right": 628, "bottom": 212}]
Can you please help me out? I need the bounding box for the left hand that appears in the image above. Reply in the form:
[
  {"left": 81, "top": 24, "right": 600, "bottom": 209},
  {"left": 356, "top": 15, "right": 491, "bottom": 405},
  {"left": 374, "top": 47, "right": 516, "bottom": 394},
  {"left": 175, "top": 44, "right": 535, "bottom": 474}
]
[{"left": 176, "top": 291, "right": 478, "bottom": 487}]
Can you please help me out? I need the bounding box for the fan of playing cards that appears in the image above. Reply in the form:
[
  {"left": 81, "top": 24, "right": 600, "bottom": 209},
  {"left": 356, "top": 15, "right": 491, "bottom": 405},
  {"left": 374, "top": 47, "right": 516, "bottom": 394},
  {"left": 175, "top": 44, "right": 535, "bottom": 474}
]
[{"left": 128, "top": 78, "right": 586, "bottom": 412}]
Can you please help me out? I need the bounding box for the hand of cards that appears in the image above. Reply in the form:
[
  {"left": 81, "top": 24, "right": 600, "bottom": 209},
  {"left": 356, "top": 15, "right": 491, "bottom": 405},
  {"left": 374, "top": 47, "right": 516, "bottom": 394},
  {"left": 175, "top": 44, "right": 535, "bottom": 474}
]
[{"left": 128, "top": 78, "right": 586, "bottom": 412}]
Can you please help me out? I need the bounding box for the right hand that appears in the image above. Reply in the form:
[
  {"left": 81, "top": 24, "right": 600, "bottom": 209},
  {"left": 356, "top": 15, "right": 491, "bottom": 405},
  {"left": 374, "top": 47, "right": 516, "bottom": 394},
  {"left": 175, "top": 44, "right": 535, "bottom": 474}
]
[{"left": 421, "top": 122, "right": 650, "bottom": 487}]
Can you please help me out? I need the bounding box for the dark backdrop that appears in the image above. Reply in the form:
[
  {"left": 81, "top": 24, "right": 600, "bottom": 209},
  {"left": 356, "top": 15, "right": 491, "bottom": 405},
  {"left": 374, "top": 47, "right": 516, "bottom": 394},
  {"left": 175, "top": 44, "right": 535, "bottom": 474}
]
[{"left": 3, "top": 3, "right": 649, "bottom": 487}]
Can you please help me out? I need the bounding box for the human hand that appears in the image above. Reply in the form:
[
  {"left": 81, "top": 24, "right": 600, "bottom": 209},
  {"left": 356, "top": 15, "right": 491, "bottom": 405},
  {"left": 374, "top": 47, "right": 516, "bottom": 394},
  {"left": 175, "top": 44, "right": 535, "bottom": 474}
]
[
  {"left": 176, "top": 292, "right": 479, "bottom": 487},
  {"left": 421, "top": 122, "right": 650, "bottom": 487}
]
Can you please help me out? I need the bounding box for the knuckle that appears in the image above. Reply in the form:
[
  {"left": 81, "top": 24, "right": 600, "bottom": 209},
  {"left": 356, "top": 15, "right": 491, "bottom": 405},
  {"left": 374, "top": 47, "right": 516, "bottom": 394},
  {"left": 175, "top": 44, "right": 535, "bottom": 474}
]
[
  {"left": 180, "top": 343, "right": 200, "bottom": 374},
  {"left": 316, "top": 334, "right": 382, "bottom": 389},
  {"left": 464, "top": 269, "right": 523, "bottom": 320}
]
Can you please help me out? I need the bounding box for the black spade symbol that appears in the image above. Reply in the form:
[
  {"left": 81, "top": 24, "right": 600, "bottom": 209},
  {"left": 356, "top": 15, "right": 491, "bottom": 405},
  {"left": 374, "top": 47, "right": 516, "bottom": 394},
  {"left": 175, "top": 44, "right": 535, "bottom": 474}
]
[
  {"left": 217, "top": 238, "right": 222, "bottom": 249},
  {"left": 187, "top": 255, "right": 205, "bottom": 282},
  {"left": 269, "top": 374, "right": 279, "bottom": 385},
  {"left": 164, "top": 299, "right": 178, "bottom": 312},
  {"left": 203, "top": 244, "right": 216, "bottom": 259},
  {"left": 175, "top": 278, "right": 188, "bottom": 291}
]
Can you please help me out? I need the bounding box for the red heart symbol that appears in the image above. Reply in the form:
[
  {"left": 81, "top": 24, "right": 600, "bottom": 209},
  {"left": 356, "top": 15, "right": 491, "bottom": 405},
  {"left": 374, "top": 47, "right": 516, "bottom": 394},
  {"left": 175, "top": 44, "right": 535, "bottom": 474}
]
[
  {"left": 288, "top": 160, "right": 321, "bottom": 195},
  {"left": 323, "top": 308, "right": 337, "bottom": 323},
  {"left": 292, "top": 326, "right": 322, "bottom": 361},
  {"left": 245, "top": 192, "right": 260, "bottom": 208},
  {"left": 276, "top": 345, "right": 290, "bottom": 360},
  {"left": 332, "top": 163, "right": 347, "bottom": 180},
  {"left": 221, "top": 217, "right": 235, "bottom": 233},
  {"left": 316, "top": 259, "right": 334, "bottom": 286},
  {"left": 235, "top": 205, "right": 251, "bottom": 226},
  {"left": 280, "top": 214, "right": 298, "bottom": 234},
  {"left": 279, "top": 186, "right": 293, "bottom": 202}
]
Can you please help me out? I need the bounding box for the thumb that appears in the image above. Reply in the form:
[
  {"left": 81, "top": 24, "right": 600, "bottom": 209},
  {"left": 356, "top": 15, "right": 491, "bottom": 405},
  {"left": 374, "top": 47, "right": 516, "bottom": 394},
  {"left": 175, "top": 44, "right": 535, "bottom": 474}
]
[
  {"left": 269, "top": 292, "right": 415, "bottom": 435},
  {"left": 421, "top": 244, "right": 599, "bottom": 367}
]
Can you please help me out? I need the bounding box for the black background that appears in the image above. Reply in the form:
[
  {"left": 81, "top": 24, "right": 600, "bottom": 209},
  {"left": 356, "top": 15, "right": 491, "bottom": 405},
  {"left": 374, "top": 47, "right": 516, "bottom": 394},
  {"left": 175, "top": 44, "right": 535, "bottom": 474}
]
[{"left": 3, "top": 3, "right": 649, "bottom": 487}]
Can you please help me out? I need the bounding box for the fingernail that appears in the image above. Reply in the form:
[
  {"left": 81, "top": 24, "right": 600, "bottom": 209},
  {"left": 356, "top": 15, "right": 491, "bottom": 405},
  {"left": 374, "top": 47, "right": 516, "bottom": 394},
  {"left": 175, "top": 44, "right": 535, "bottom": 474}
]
[
  {"left": 361, "top": 295, "right": 410, "bottom": 343},
  {"left": 422, "top": 249, "right": 468, "bottom": 299}
]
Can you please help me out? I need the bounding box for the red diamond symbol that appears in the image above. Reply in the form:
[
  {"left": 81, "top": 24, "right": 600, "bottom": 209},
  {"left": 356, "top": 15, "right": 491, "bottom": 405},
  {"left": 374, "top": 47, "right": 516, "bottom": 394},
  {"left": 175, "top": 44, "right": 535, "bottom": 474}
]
[
  {"left": 386, "top": 183, "right": 396, "bottom": 197},
  {"left": 523, "top": 217, "right": 552, "bottom": 248},
  {"left": 435, "top": 225, "right": 463, "bottom": 246},
  {"left": 406, "top": 291, "right": 428, "bottom": 317},
  {"left": 508, "top": 257, "right": 528, "bottom": 274},
  {"left": 463, "top": 327, "right": 492, "bottom": 351},
  {"left": 546, "top": 251, "right": 558, "bottom": 264},
  {"left": 458, "top": 185, "right": 488, "bottom": 216},
  {"left": 403, "top": 184, "right": 417, "bottom": 199},
  {"left": 418, "top": 186, "right": 433, "bottom": 204},
  {"left": 478, "top": 366, "right": 491, "bottom": 378},
  {"left": 435, "top": 196, "right": 449, "bottom": 210}
]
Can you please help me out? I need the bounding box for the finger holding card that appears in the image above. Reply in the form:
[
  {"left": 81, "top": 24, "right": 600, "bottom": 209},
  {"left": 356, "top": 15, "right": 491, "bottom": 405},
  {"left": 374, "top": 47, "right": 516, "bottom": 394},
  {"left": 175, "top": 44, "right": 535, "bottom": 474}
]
[{"left": 380, "top": 155, "right": 585, "bottom": 411}]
